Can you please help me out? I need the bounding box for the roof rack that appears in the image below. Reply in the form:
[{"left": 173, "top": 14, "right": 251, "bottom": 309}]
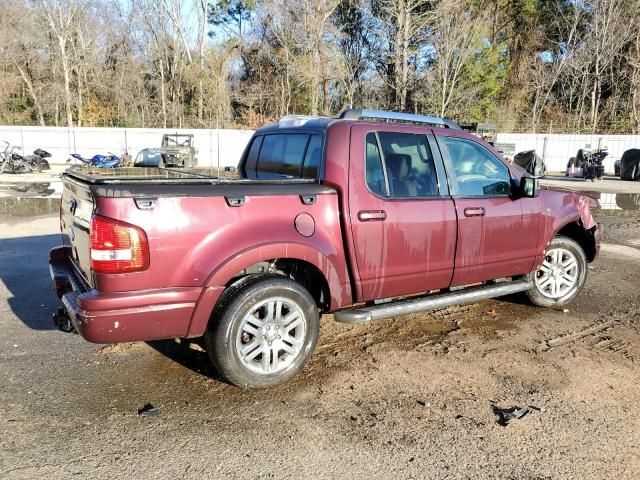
[
  {"left": 278, "top": 115, "right": 327, "bottom": 128},
  {"left": 338, "top": 109, "right": 461, "bottom": 129}
]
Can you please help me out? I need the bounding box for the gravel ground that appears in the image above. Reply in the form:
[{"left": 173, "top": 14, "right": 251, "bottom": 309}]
[{"left": 1, "top": 199, "right": 640, "bottom": 479}]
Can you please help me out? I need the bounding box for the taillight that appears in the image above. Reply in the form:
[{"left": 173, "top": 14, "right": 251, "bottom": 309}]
[{"left": 90, "top": 215, "right": 149, "bottom": 273}]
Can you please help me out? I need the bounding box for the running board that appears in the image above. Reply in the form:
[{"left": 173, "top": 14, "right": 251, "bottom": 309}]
[{"left": 334, "top": 279, "right": 532, "bottom": 324}]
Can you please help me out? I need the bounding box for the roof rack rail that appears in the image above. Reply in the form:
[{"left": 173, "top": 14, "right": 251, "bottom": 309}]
[
  {"left": 338, "top": 109, "right": 461, "bottom": 129},
  {"left": 278, "top": 115, "right": 328, "bottom": 128}
]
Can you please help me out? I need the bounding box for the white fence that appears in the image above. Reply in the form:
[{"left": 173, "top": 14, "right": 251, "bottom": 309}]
[
  {"left": 0, "top": 126, "right": 255, "bottom": 168},
  {"left": 2, "top": 126, "right": 639, "bottom": 173},
  {"left": 496, "top": 133, "right": 640, "bottom": 172}
]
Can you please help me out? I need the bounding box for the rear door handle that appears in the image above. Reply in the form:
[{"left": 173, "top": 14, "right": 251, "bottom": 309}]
[
  {"left": 358, "top": 210, "right": 387, "bottom": 222},
  {"left": 464, "top": 207, "right": 486, "bottom": 217}
]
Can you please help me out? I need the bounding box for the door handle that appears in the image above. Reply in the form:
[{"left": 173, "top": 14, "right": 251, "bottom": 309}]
[
  {"left": 358, "top": 210, "right": 387, "bottom": 222},
  {"left": 464, "top": 207, "right": 486, "bottom": 217}
]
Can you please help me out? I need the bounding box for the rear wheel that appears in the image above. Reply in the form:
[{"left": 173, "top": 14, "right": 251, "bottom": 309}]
[
  {"left": 204, "top": 275, "right": 320, "bottom": 389},
  {"left": 526, "top": 236, "right": 587, "bottom": 308}
]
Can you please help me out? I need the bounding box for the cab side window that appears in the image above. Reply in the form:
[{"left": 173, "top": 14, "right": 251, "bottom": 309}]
[
  {"left": 250, "top": 133, "right": 322, "bottom": 179},
  {"left": 439, "top": 137, "right": 511, "bottom": 197},
  {"left": 365, "top": 131, "right": 439, "bottom": 198}
]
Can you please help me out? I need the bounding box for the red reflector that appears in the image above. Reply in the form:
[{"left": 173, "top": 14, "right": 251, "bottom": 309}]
[{"left": 90, "top": 215, "right": 149, "bottom": 273}]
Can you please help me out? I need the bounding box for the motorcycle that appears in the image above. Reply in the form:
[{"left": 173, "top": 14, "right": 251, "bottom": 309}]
[
  {"left": 0, "top": 147, "right": 51, "bottom": 173},
  {"left": 0, "top": 141, "right": 51, "bottom": 173},
  {"left": 69, "top": 152, "right": 121, "bottom": 168},
  {"left": 565, "top": 148, "right": 607, "bottom": 181}
]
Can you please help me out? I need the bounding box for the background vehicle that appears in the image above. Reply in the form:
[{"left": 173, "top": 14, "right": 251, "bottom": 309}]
[
  {"left": 620, "top": 149, "right": 640, "bottom": 181},
  {"left": 160, "top": 133, "right": 196, "bottom": 167},
  {"left": 133, "top": 148, "right": 165, "bottom": 167},
  {"left": 50, "top": 109, "right": 600, "bottom": 389},
  {"left": 566, "top": 148, "right": 607, "bottom": 180},
  {"left": 133, "top": 134, "right": 197, "bottom": 168},
  {"left": 513, "top": 150, "right": 546, "bottom": 177},
  {"left": 0, "top": 141, "right": 51, "bottom": 173},
  {"left": 69, "top": 152, "right": 121, "bottom": 168},
  {"left": 0, "top": 141, "right": 17, "bottom": 172}
]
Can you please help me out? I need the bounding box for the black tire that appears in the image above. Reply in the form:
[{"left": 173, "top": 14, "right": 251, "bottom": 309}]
[
  {"left": 526, "top": 236, "right": 588, "bottom": 308},
  {"left": 204, "top": 275, "right": 320, "bottom": 389}
]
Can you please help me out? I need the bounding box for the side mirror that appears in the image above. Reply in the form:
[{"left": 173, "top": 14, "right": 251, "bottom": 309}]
[{"left": 521, "top": 176, "right": 540, "bottom": 198}]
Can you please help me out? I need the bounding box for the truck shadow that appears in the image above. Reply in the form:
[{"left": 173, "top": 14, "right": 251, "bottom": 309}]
[
  {"left": 146, "top": 338, "right": 222, "bottom": 380},
  {"left": 0, "top": 232, "right": 61, "bottom": 330}
]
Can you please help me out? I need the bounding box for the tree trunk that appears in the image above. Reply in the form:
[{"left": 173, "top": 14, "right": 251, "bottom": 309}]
[
  {"left": 14, "top": 62, "right": 45, "bottom": 126},
  {"left": 400, "top": 5, "right": 410, "bottom": 111},
  {"left": 58, "top": 36, "right": 74, "bottom": 128},
  {"left": 77, "top": 69, "right": 83, "bottom": 127},
  {"left": 159, "top": 59, "right": 167, "bottom": 128}
]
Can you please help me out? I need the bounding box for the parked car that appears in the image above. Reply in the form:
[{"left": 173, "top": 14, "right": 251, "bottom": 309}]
[
  {"left": 133, "top": 148, "right": 165, "bottom": 167},
  {"left": 133, "top": 134, "right": 197, "bottom": 168},
  {"left": 50, "top": 109, "right": 600, "bottom": 388}
]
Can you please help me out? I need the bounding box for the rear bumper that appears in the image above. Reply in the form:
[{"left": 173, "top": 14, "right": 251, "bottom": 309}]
[{"left": 49, "top": 246, "right": 211, "bottom": 343}]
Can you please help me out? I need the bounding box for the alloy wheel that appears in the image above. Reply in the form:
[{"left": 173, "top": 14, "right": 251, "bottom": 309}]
[
  {"left": 534, "top": 247, "right": 579, "bottom": 299},
  {"left": 235, "top": 297, "right": 307, "bottom": 375}
]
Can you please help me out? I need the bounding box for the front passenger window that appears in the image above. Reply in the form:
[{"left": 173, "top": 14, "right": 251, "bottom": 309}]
[{"left": 439, "top": 137, "right": 511, "bottom": 197}]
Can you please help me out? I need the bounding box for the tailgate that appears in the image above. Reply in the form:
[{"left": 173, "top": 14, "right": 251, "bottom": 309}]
[{"left": 60, "top": 176, "right": 94, "bottom": 287}]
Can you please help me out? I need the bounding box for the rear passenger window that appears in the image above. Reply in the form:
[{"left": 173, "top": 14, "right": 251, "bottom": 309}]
[
  {"left": 365, "top": 132, "right": 439, "bottom": 197},
  {"left": 258, "top": 134, "right": 310, "bottom": 178},
  {"left": 366, "top": 133, "right": 387, "bottom": 196},
  {"left": 244, "top": 136, "right": 263, "bottom": 173},
  {"left": 302, "top": 135, "right": 322, "bottom": 178}
]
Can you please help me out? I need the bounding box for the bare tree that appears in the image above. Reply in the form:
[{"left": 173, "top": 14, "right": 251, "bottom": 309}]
[
  {"left": 529, "top": 2, "right": 583, "bottom": 132},
  {"left": 430, "top": 0, "right": 489, "bottom": 117},
  {"left": 41, "top": 0, "right": 83, "bottom": 127},
  {"left": 585, "top": 0, "right": 634, "bottom": 132},
  {"left": 2, "top": 2, "right": 47, "bottom": 125},
  {"left": 372, "top": 0, "right": 433, "bottom": 111}
]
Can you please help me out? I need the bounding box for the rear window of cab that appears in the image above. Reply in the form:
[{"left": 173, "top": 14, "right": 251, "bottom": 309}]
[{"left": 243, "top": 133, "right": 322, "bottom": 179}]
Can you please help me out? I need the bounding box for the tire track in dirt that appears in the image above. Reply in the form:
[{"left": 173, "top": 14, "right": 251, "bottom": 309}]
[{"left": 537, "top": 319, "right": 617, "bottom": 352}]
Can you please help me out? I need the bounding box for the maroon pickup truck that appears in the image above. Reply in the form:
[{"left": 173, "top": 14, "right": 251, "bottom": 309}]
[{"left": 50, "top": 109, "right": 600, "bottom": 388}]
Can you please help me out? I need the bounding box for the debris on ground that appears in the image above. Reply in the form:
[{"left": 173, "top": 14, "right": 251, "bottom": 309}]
[
  {"left": 491, "top": 404, "right": 540, "bottom": 426},
  {"left": 137, "top": 403, "right": 159, "bottom": 417}
]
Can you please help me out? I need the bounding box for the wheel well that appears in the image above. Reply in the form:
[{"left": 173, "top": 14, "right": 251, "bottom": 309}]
[
  {"left": 556, "top": 222, "right": 597, "bottom": 262},
  {"left": 226, "top": 258, "right": 331, "bottom": 312}
]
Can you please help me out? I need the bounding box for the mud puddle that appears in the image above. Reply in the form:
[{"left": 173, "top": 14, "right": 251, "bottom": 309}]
[
  {"left": 0, "top": 182, "right": 55, "bottom": 196},
  {"left": 585, "top": 191, "right": 640, "bottom": 210},
  {"left": 0, "top": 196, "right": 60, "bottom": 216}
]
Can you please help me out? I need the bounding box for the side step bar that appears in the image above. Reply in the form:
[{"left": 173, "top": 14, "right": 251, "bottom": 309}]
[{"left": 334, "top": 279, "right": 532, "bottom": 324}]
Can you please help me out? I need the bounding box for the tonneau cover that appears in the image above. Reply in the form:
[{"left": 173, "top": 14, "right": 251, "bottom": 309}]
[{"left": 63, "top": 166, "right": 334, "bottom": 198}]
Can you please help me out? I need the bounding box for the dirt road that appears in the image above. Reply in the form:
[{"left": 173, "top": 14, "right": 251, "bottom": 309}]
[{"left": 1, "top": 205, "right": 640, "bottom": 479}]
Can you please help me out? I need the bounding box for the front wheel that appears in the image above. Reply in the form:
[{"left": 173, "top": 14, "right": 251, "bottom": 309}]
[
  {"left": 526, "top": 236, "right": 588, "bottom": 308},
  {"left": 204, "top": 275, "right": 320, "bottom": 389}
]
